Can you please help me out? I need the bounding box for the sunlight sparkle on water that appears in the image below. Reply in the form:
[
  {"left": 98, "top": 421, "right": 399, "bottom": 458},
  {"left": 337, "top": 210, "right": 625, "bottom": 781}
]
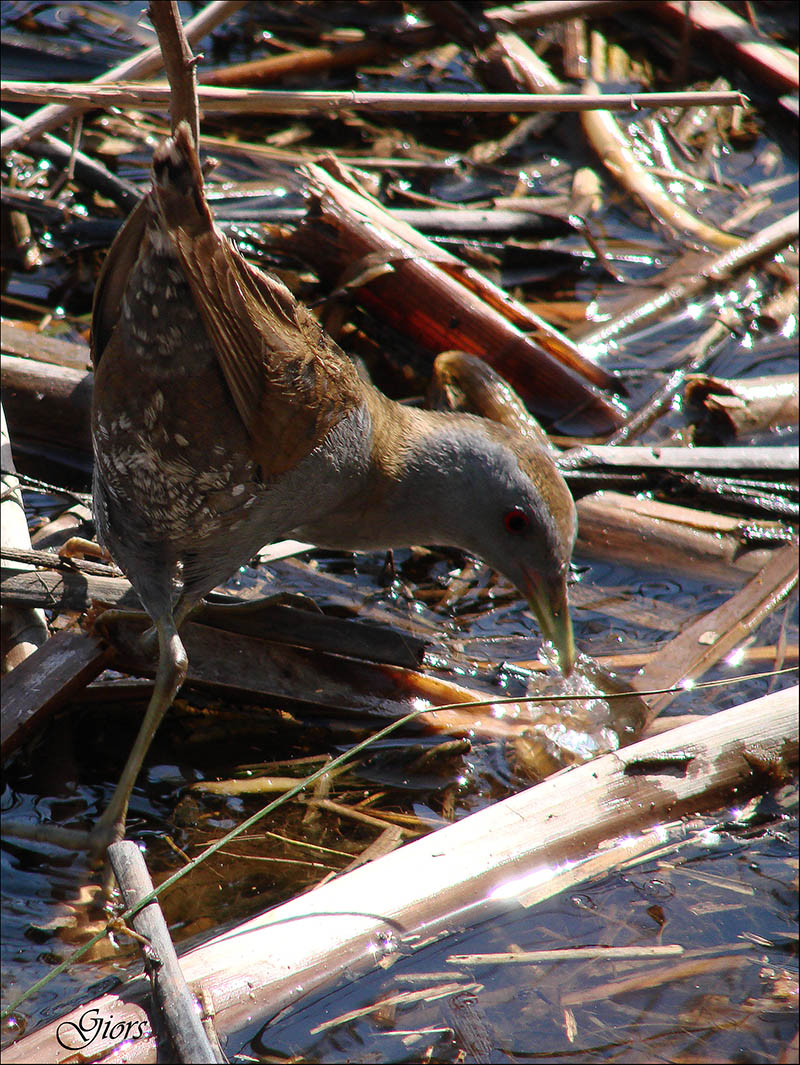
[
  {"left": 580, "top": 340, "right": 612, "bottom": 364},
  {"left": 490, "top": 700, "right": 523, "bottom": 721},
  {"left": 725, "top": 645, "right": 746, "bottom": 668},
  {"left": 584, "top": 298, "right": 612, "bottom": 323}
]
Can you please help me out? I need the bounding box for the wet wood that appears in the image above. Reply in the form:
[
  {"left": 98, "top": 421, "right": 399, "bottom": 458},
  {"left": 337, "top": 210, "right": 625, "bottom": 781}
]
[
  {"left": 339, "top": 825, "right": 405, "bottom": 873},
  {"left": 581, "top": 78, "right": 741, "bottom": 250},
  {"left": 100, "top": 612, "right": 573, "bottom": 743},
  {"left": 449, "top": 944, "right": 684, "bottom": 965},
  {"left": 580, "top": 210, "right": 799, "bottom": 349},
  {"left": 1, "top": 565, "right": 138, "bottom": 614},
  {"left": 685, "top": 373, "right": 800, "bottom": 437},
  {"left": 657, "top": 0, "right": 799, "bottom": 93},
  {"left": 194, "top": 600, "right": 426, "bottom": 669},
  {"left": 599, "top": 318, "right": 733, "bottom": 446},
  {"left": 492, "top": 27, "right": 564, "bottom": 92},
  {"left": 196, "top": 0, "right": 627, "bottom": 93},
  {"left": 1, "top": 404, "right": 48, "bottom": 670},
  {"left": 561, "top": 953, "right": 751, "bottom": 1008},
  {"left": 2, "top": 545, "right": 120, "bottom": 578},
  {"left": 1, "top": 629, "right": 113, "bottom": 758},
  {"left": 1, "top": 549, "right": 439, "bottom": 640},
  {"left": 29, "top": 504, "right": 94, "bottom": 551},
  {"left": 202, "top": 27, "right": 436, "bottom": 87},
  {"left": 575, "top": 491, "right": 788, "bottom": 583},
  {"left": 631, "top": 541, "right": 799, "bottom": 721},
  {"left": 293, "top": 166, "right": 624, "bottom": 433},
  {"left": 375, "top": 206, "right": 561, "bottom": 235},
  {"left": 1, "top": 319, "right": 91, "bottom": 371},
  {"left": 0, "top": 112, "right": 139, "bottom": 210},
  {"left": 7, "top": 686, "right": 795, "bottom": 1065},
  {"left": 565, "top": 444, "right": 799, "bottom": 475},
  {"left": 2, "top": 354, "right": 92, "bottom": 455},
  {"left": 444, "top": 987, "right": 497, "bottom": 1063},
  {"left": 301, "top": 160, "right": 621, "bottom": 394},
  {"left": 490, "top": 0, "right": 636, "bottom": 29}
]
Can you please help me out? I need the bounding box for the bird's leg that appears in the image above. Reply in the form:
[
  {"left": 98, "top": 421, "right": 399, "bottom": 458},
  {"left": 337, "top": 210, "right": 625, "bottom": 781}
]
[
  {"left": 3, "top": 614, "right": 188, "bottom": 881},
  {"left": 173, "top": 593, "right": 202, "bottom": 629},
  {"left": 89, "top": 614, "right": 187, "bottom": 860},
  {"left": 96, "top": 595, "right": 197, "bottom": 661}
]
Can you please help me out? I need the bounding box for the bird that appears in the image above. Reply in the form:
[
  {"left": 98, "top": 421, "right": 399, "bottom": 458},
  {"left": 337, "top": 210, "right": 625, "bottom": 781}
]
[{"left": 89, "top": 121, "right": 577, "bottom": 855}]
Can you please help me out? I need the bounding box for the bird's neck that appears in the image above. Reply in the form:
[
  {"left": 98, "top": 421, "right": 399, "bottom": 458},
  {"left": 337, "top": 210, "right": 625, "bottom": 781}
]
[{"left": 294, "top": 385, "right": 491, "bottom": 552}]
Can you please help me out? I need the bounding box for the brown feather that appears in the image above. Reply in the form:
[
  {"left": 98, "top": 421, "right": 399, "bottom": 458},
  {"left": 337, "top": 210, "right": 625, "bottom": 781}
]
[
  {"left": 152, "top": 123, "right": 363, "bottom": 476},
  {"left": 91, "top": 197, "right": 149, "bottom": 366}
]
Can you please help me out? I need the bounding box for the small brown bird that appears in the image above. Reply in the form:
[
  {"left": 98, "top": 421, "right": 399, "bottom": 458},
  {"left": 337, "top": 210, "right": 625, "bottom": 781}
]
[{"left": 90, "top": 122, "right": 577, "bottom": 853}]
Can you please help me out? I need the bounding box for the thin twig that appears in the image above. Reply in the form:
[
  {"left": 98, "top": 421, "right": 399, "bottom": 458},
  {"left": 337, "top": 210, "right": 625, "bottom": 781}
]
[
  {"left": 147, "top": 1, "right": 200, "bottom": 141},
  {"left": 0, "top": 83, "right": 748, "bottom": 116}
]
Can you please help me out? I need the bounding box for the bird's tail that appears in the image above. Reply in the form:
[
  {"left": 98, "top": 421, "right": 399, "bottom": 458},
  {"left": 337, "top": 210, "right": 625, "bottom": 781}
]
[{"left": 151, "top": 120, "right": 214, "bottom": 239}]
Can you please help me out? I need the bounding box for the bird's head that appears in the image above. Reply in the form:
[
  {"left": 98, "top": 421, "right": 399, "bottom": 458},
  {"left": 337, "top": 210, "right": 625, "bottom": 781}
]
[{"left": 428, "top": 417, "right": 577, "bottom": 675}]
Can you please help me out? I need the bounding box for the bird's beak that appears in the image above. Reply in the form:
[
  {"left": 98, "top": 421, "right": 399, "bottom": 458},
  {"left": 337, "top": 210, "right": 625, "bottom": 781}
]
[{"left": 521, "top": 569, "right": 576, "bottom": 676}]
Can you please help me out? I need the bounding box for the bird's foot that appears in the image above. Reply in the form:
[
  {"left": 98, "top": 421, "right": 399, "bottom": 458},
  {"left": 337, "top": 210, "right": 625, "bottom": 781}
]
[
  {"left": 59, "top": 536, "right": 113, "bottom": 564},
  {"left": 89, "top": 606, "right": 158, "bottom": 658},
  {"left": 87, "top": 813, "right": 126, "bottom": 861},
  {"left": 90, "top": 818, "right": 129, "bottom": 898},
  {"left": 2, "top": 812, "right": 125, "bottom": 860},
  {"left": 197, "top": 591, "right": 322, "bottom": 620},
  {"left": 1, "top": 818, "right": 123, "bottom": 898},
  {"left": 1, "top": 818, "right": 92, "bottom": 850}
]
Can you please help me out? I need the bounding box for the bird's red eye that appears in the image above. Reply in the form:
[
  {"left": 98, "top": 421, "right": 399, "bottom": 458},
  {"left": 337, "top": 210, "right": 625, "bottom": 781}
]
[{"left": 503, "top": 507, "right": 529, "bottom": 534}]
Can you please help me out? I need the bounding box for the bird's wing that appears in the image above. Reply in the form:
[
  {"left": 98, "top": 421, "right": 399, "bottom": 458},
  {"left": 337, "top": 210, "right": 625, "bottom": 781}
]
[
  {"left": 93, "top": 121, "right": 363, "bottom": 479},
  {"left": 168, "top": 220, "right": 363, "bottom": 476},
  {"left": 90, "top": 196, "right": 148, "bottom": 367}
]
